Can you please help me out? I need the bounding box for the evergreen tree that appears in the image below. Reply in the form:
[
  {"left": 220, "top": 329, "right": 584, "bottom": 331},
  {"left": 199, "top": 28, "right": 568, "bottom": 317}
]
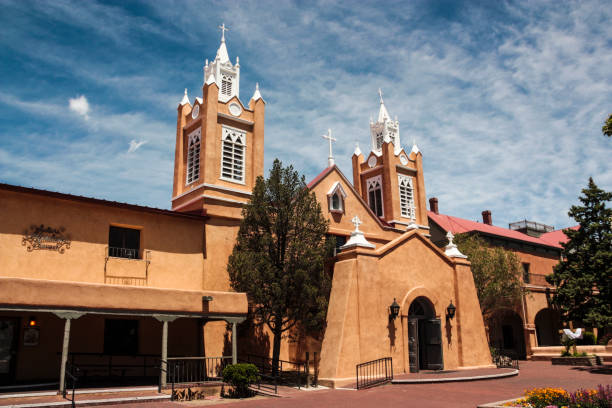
[
  {"left": 228, "top": 159, "right": 333, "bottom": 374},
  {"left": 454, "top": 233, "right": 525, "bottom": 320},
  {"left": 603, "top": 114, "right": 612, "bottom": 137},
  {"left": 546, "top": 178, "right": 612, "bottom": 328}
]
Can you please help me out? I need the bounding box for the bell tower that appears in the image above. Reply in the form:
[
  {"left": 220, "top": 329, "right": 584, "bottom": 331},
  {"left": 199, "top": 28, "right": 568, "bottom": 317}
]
[
  {"left": 171, "top": 25, "right": 265, "bottom": 220},
  {"left": 351, "top": 90, "right": 428, "bottom": 231}
]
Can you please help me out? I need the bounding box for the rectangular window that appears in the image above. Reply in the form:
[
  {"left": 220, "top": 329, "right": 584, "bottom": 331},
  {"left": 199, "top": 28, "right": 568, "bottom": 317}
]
[
  {"left": 104, "top": 319, "right": 138, "bottom": 355},
  {"left": 398, "top": 175, "right": 415, "bottom": 219},
  {"left": 221, "top": 74, "right": 233, "bottom": 97},
  {"left": 522, "top": 263, "right": 530, "bottom": 283},
  {"left": 221, "top": 126, "right": 246, "bottom": 183},
  {"left": 186, "top": 129, "right": 201, "bottom": 184},
  {"left": 108, "top": 226, "right": 140, "bottom": 259}
]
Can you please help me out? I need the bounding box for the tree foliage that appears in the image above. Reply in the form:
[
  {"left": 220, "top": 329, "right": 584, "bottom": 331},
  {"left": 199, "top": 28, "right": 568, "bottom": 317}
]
[
  {"left": 546, "top": 178, "right": 612, "bottom": 328},
  {"left": 227, "top": 159, "right": 333, "bottom": 372},
  {"left": 603, "top": 113, "right": 612, "bottom": 137},
  {"left": 454, "top": 233, "right": 525, "bottom": 319}
]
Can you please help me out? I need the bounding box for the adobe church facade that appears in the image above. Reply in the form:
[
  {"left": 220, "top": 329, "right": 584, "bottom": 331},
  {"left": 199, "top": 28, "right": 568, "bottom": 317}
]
[{"left": 0, "top": 30, "right": 492, "bottom": 389}]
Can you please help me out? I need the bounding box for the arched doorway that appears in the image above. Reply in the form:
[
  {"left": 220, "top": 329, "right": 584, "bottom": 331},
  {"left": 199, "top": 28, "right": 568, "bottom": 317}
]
[
  {"left": 487, "top": 309, "right": 526, "bottom": 359},
  {"left": 535, "top": 308, "right": 561, "bottom": 346},
  {"left": 408, "top": 297, "right": 443, "bottom": 372}
]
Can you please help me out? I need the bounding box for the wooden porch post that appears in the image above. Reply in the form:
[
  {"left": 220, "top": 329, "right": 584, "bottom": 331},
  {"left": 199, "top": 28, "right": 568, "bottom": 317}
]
[
  {"left": 53, "top": 312, "right": 85, "bottom": 395},
  {"left": 154, "top": 315, "right": 177, "bottom": 388}
]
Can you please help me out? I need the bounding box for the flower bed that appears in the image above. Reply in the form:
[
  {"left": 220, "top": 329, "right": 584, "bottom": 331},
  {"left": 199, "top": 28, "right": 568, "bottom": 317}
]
[
  {"left": 551, "top": 356, "right": 599, "bottom": 366},
  {"left": 504, "top": 385, "right": 611, "bottom": 408}
]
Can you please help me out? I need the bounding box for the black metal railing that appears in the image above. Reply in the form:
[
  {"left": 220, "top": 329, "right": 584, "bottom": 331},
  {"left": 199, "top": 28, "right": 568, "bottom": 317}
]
[
  {"left": 241, "top": 354, "right": 307, "bottom": 389},
  {"left": 63, "top": 361, "right": 80, "bottom": 408},
  {"left": 160, "top": 357, "right": 231, "bottom": 401},
  {"left": 108, "top": 246, "right": 139, "bottom": 259},
  {"left": 356, "top": 357, "right": 393, "bottom": 390},
  {"left": 60, "top": 352, "right": 159, "bottom": 382}
]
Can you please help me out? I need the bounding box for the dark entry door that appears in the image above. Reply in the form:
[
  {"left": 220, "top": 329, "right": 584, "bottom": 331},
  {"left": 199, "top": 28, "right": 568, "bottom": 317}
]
[
  {"left": 408, "top": 319, "right": 418, "bottom": 373},
  {"left": 0, "top": 318, "right": 19, "bottom": 385},
  {"left": 424, "top": 319, "right": 443, "bottom": 370}
]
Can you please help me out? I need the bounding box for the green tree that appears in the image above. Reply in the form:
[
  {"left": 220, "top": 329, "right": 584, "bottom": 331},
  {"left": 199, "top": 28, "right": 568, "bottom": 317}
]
[
  {"left": 603, "top": 113, "right": 612, "bottom": 137},
  {"left": 546, "top": 178, "right": 612, "bottom": 328},
  {"left": 454, "top": 233, "right": 525, "bottom": 320},
  {"left": 228, "top": 159, "right": 333, "bottom": 374}
]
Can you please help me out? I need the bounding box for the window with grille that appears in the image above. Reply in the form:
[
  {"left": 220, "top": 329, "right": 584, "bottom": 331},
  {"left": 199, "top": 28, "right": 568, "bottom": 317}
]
[
  {"left": 367, "top": 176, "right": 383, "bottom": 217},
  {"left": 186, "top": 129, "right": 201, "bottom": 184},
  {"left": 398, "top": 175, "right": 415, "bottom": 219},
  {"left": 221, "top": 73, "right": 233, "bottom": 97},
  {"left": 221, "top": 126, "right": 245, "bottom": 183},
  {"left": 375, "top": 131, "right": 384, "bottom": 150}
]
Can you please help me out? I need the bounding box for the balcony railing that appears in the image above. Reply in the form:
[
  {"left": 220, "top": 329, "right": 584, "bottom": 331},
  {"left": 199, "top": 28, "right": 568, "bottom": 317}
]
[{"left": 108, "top": 246, "right": 139, "bottom": 259}]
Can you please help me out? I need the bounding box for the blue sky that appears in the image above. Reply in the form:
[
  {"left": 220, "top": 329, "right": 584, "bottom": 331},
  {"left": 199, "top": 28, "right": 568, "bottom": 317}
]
[{"left": 0, "top": 0, "right": 610, "bottom": 229}]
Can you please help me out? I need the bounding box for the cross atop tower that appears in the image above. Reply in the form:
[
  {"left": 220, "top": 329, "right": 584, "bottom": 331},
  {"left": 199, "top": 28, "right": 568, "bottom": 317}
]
[
  {"left": 378, "top": 88, "right": 384, "bottom": 104},
  {"left": 322, "top": 128, "right": 336, "bottom": 167},
  {"left": 218, "top": 23, "right": 229, "bottom": 42}
]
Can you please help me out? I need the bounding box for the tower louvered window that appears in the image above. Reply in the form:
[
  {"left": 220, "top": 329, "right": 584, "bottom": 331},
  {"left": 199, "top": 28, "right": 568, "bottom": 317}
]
[
  {"left": 375, "top": 131, "right": 384, "bottom": 150},
  {"left": 221, "top": 74, "right": 233, "bottom": 97},
  {"left": 367, "top": 176, "right": 383, "bottom": 217},
  {"left": 398, "top": 175, "right": 415, "bottom": 219},
  {"left": 186, "top": 129, "right": 201, "bottom": 184},
  {"left": 221, "top": 126, "right": 245, "bottom": 183}
]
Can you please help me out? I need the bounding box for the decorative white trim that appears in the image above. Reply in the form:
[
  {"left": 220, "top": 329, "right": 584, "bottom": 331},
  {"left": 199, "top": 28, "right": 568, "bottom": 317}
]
[
  {"left": 327, "top": 181, "right": 347, "bottom": 213},
  {"left": 367, "top": 155, "right": 377, "bottom": 168},
  {"left": 389, "top": 220, "right": 430, "bottom": 229},
  {"left": 202, "top": 194, "right": 247, "bottom": 205},
  {"left": 205, "top": 73, "right": 216, "bottom": 86},
  {"left": 366, "top": 175, "right": 384, "bottom": 217},
  {"left": 185, "top": 128, "right": 201, "bottom": 185},
  {"left": 220, "top": 125, "right": 246, "bottom": 184},
  {"left": 202, "top": 183, "right": 251, "bottom": 196},
  {"left": 340, "top": 216, "right": 375, "bottom": 249},
  {"left": 180, "top": 88, "right": 190, "bottom": 106},
  {"left": 353, "top": 143, "right": 362, "bottom": 157},
  {"left": 251, "top": 82, "right": 264, "bottom": 102},
  {"left": 398, "top": 174, "right": 415, "bottom": 220},
  {"left": 411, "top": 144, "right": 420, "bottom": 155},
  {"left": 228, "top": 102, "right": 242, "bottom": 117},
  {"left": 445, "top": 231, "right": 467, "bottom": 258},
  {"left": 172, "top": 184, "right": 205, "bottom": 201}
]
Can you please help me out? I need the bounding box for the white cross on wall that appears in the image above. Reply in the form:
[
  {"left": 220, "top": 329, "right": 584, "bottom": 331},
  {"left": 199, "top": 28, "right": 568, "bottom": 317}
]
[
  {"left": 322, "top": 128, "right": 336, "bottom": 167},
  {"left": 351, "top": 216, "right": 362, "bottom": 232}
]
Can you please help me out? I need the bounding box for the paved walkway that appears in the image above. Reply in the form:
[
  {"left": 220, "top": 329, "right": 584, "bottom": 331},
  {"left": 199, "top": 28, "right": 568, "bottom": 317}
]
[{"left": 6, "top": 362, "right": 611, "bottom": 408}]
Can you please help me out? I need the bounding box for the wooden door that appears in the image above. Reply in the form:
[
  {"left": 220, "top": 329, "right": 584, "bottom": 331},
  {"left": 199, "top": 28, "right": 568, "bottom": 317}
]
[
  {"left": 0, "top": 318, "right": 19, "bottom": 385},
  {"left": 425, "top": 318, "right": 443, "bottom": 370}
]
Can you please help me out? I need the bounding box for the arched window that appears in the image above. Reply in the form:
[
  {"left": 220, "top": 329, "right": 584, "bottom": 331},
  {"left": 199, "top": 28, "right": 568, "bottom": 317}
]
[
  {"left": 221, "top": 126, "right": 245, "bottom": 183},
  {"left": 327, "top": 181, "right": 347, "bottom": 213},
  {"left": 398, "top": 175, "right": 415, "bottom": 219},
  {"left": 367, "top": 176, "right": 383, "bottom": 217},
  {"left": 186, "top": 129, "right": 201, "bottom": 184}
]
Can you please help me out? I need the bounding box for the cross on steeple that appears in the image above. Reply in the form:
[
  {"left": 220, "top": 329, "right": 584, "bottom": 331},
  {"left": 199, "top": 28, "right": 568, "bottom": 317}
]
[
  {"left": 378, "top": 88, "right": 384, "bottom": 104},
  {"left": 322, "top": 128, "right": 336, "bottom": 167},
  {"left": 218, "top": 23, "right": 229, "bottom": 42},
  {"left": 351, "top": 216, "right": 363, "bottom": 232}
]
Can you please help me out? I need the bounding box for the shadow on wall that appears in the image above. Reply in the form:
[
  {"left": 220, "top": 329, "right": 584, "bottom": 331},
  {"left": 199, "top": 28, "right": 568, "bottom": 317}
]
[
  {"left": 224, "top": 319, "right": 271, "bottom": 359},
  {"left": 387, "top": 318, "right": 397, "bottom": 347}
]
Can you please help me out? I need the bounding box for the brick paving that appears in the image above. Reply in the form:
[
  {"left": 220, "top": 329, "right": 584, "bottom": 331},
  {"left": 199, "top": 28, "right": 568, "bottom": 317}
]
[{"left": 5, "top": 362, "right": 610, "bottom": 408}]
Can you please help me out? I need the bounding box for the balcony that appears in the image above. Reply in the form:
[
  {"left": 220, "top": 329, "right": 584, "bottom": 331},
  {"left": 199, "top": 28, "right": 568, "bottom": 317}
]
[{"left": 104, "top": 247, "right": 151, "bottom": 286}]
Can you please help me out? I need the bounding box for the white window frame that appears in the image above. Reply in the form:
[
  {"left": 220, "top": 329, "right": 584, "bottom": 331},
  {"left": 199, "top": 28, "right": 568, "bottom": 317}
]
[
  {"left": 220, "top": 125, "right": 246, "bottom": 184},
  {"left": 220, "top": 72, "right": 234, "bottom": 98},
  {"left": 327, "top": 181, "right": 347, "bottom": 214},
  {"left": 366, "top": 175, "right": 384, "bottom": 217},
  {"left": 185, "top": 128, "right": 201, "bottom": 185},
  {"left": 398, "top": 174, "right": 415, "bottom": 219}
]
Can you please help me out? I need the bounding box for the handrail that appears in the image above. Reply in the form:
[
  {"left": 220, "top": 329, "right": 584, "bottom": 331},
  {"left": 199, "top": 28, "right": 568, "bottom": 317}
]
[
  {"left": 63, "top": 362, "right": 80, "bottom": 408},
  {"left": 356, "top": 357, "right": 393, "bottom": 390},
  {"left": 242, "top": 354, "right": 305, "bottom": 389},
  {"left": 160, "top": 356, "right": 231, "bottom": 401}
]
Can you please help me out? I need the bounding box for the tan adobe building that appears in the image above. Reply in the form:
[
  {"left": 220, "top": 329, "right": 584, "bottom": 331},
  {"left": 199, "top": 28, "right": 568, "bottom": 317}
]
[
  {"left": 427, "top": 201, "right": 574, "bottom": 359},
  {"left": 0, "top": 31, "right": 494, "bottom": 390}
]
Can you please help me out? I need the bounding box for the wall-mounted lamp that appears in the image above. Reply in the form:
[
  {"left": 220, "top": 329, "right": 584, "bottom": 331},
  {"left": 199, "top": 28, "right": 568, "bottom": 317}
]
[
  {"left": 389, "top": 298, "right": 400, "bottom": 320},
  {"left": 446, "top": 301, "right": 456, "bottom": 320},
  {"left": 28, "top": 316, "right": 37, "bottom": 327}
]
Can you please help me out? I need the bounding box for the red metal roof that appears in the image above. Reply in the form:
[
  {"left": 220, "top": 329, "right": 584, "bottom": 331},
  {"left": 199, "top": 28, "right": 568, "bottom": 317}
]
[
  {"left": 539, "top": 226, "right": 577, "bottom": 246},
  {"left": 428, "top": 210, "right": 566, "bottom": 249},
  {"left": 307, "top": 166, "right": 335, "bottom": 189}
]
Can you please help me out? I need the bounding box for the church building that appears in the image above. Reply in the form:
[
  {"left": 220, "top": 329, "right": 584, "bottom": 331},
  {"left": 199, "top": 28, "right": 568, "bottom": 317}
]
[{"left": 0, "top": 29, "right": 493, "bottom": 390}]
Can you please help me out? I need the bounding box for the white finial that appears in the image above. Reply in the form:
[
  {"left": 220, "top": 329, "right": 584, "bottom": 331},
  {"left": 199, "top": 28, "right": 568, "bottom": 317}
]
[
  {"left": 236, "top": 56, "right": 239, "bottom": 66},
  {"left": 353, "top": 142, "right": 362, "bottom": 156},
  {"left": 378, "top": 88, "right": 384, "bottom": 104},
  {"left": 444, "top": 231, "right": 467, "bottom": 258},
  {"left": 180, "top": 88, "right": 190, "bottom": 105},
  {"left": 339, "top": 215, "right": 375, "bottom": 250},
  {"left": 251, "top": 82, "right": 263, "bottom": 101},
  {"left": 205, "top": 59, "right": 209, "bottom": 68},
  {"left": 219, "top": 23, "right": 229, "bottom": 42},
  {"left": 322, "top": 128, "right": 337, "bottom": 167},
  {"left": 377, "top": 88, "right": 391, "bottom": 122},
  {"left": 351, "top": 216, "right": 363, "bottom": 232}
]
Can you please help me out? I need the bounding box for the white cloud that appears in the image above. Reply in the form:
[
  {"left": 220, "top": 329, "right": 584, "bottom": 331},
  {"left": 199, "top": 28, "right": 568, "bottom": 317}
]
[
  {"left": 127, "top": 140, "right": 147, "bottom": 153},
  {"left": 68, "top": 95, "right": 90, "bottom": 119}
]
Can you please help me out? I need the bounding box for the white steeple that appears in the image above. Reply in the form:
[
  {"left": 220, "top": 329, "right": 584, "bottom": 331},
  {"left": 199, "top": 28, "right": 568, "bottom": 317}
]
[
  {"left": 251, "top": 82, "right": 263, "bottom": 101},
  {"left": 353, "top": 142, "right": 362, "bottom": 156},
  {"left": 180, "top": 88, "right": 190, "bottom": 105},
  {"left": 370, "top": 88, "right": 401, "bottom": 155},
  {"left": 204, "top": 23, "right": 240, "bottom": 103}
]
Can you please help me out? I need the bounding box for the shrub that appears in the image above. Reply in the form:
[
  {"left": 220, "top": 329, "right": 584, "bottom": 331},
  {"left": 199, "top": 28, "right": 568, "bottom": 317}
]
[
  {"left": 222, "top": 363, "right": 259, "bottom": 398},
  {"left": 578, "top": 331, "right": 597, "bottom": 345}
]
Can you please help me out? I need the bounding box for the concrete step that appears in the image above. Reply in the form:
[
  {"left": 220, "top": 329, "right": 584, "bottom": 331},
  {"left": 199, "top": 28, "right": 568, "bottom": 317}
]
[{"left": 0, "top": 389, "right": 170, "bottom": 408}]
